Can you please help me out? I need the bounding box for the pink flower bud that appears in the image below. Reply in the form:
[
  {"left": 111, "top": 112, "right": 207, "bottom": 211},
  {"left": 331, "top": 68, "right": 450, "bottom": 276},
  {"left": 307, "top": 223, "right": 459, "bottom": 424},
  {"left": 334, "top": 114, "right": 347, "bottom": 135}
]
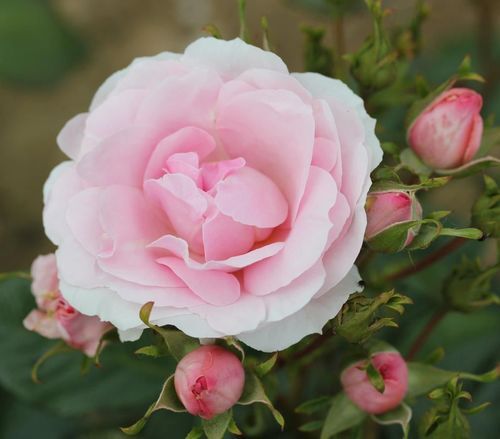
[
  {"left": 23, "top": 254, "right": 111, "bottom": 356},
  {"left": 365, "top": 191, "right": 422, "bottom": 246},
  {"left": 408, "top": 88, "right": 483, "bottom": 169},
  {"left": 174, "top": 345, "right": 245, "bottom": 419},
  {"left": 341, "top": 351, "right": 408, "bottom": 414}
]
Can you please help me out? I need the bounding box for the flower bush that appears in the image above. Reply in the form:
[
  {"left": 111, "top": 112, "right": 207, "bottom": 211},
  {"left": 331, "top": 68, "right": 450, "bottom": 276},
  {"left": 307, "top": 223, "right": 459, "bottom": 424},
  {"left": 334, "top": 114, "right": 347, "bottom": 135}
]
[{"left": 0, "top": 0, "right": 499, "bottom": 438}]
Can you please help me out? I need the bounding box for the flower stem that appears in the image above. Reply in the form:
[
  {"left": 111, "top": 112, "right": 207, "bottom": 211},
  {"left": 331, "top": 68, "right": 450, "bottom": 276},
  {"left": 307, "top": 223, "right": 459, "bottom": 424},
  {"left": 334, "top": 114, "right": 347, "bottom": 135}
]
[
  {"left": 406, "top": 307, "right": 448, "bottom": 361},
  {"left": 386, "top": 237, "right": 466, "bottom": 283}
]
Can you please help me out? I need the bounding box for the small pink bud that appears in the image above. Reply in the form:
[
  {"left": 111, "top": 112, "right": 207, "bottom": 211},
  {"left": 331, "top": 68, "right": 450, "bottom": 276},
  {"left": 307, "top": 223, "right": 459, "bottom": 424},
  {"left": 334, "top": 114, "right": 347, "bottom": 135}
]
[
  {"left": 365, "top": 191, "right": 422, "bottom": 246},
  {"left": 23, "top": 254, "right": 111, "bottom": 356},
  {"left": 408, "top": 88, "right": 483, "bottom": 169},
  {"left": 174, "top": 345, "right": 245, "bottom": 419},
  {"left": 341, "top": 351, "right": 408, "bottom": 414}
]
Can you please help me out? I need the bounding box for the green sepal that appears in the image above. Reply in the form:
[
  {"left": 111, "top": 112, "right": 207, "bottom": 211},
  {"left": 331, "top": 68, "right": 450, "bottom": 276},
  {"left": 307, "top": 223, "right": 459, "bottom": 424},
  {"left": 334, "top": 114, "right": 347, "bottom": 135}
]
[
  {"left": 371, "top": 402, "right": 412, "bottom": 439},
  {"left": 139, "top": 302, "right": 200, "bottom": 361},
  {"left": 202, "top": 410, "right": 233, "bottom": 439},
  {"left": 471, "top": 175, "right": 500, "bottom": 238},
  {"left": 320, "top": 392, "right": 366, "bottom": 439},
  {"left": 255, "top": 353, "right": 278, "bottom": 377},
  {"left": 185, "top": 426, "right": 204, "bottom": 439},
  {"left": 31, "top": 341, "right": 73, "bottom": 384},
  {"left": 121, "top": 374, "right": 186, "bottom": 436},
  {"left": 238, "top": 371, "right": 284, "bottom": 430}
]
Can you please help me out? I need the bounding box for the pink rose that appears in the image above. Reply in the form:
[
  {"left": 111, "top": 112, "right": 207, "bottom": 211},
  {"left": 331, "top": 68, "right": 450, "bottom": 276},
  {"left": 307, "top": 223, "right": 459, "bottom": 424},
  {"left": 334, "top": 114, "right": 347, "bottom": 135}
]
[
  {"left": 408, "top": 88, "right": 483, "bottom": 169},
  {"left": 365, "top": 190, "right": 422, "bottom": 247},
  {"left": 174, "top": 345, "right": 245, "bottom": 419},
  {"left": 43, "top": 37, "right": 382, "bottom": 351},
  {"left": 23, "top": 254, "right": 111, "bottom": 356},
  {"left": 341, "top": 351, "right": 408, "bottom": 414}
]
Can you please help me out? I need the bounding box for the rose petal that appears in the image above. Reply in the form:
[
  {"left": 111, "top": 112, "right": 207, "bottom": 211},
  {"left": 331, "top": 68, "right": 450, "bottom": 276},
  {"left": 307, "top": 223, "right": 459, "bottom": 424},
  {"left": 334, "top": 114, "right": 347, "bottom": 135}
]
[{"left": 157, "top": 257, "right": 241, "bottom": 306}]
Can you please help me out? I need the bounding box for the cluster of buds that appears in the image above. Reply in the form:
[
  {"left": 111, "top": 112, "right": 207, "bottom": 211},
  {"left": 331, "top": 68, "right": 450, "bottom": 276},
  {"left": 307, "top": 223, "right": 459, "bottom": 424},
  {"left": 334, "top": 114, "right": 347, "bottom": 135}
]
[{"left": 23, "top": 254, "right": 110, "bottom": 357}]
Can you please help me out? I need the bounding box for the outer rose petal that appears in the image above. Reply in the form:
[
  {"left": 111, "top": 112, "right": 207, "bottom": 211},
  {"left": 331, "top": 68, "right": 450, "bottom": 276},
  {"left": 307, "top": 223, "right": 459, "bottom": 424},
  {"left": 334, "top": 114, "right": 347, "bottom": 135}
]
[
  {"left": 183, "top": 38, "right": 288, "bottom": 80},
  {"left": 292, "top": 72, "right": 383, "bottom": 172},
  {"left": 238, "top": 267, "right": 362, "bottom": 351}
]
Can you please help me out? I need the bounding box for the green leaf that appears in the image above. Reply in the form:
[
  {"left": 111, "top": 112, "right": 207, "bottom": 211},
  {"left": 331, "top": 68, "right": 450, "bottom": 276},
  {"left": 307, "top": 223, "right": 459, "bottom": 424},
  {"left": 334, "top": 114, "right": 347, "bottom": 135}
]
[
  {"left": 320, "top": 392, "right": 366, "bottom": 439},
  {"left": 135, "top": 344, "right": 170, "bottom": 358},
  {"left": 439, "top": 228, "right": 483, "bottom": 240},
  {"left": 139, "top": 302, "right": 199, "bottom": 361},
  {"left": 372, "top": 403, "right": 412, "bottom": 439},
  {"left": 238, "top": 372, "right": 284, "bottom": 429},
  {"left": 295, "top": 396, "right": 332, "bottom": 414},
  {"left": 436, "top": 156, "right": 500, "bottom": 178},
  {"left": 407, "top": 363, "right": 458, "bottom": 398},
  {"left": 202, "top": 410, "right": 233, "bottom": 439},
  {"left": 255, "top": 353, "right": 278, "bottom": 377},
  {"left": 299, "top": 420, "right": 324, "bottom": 432},
  {"left": 0, "top": 277, "right": 170, "bottom": 418}
]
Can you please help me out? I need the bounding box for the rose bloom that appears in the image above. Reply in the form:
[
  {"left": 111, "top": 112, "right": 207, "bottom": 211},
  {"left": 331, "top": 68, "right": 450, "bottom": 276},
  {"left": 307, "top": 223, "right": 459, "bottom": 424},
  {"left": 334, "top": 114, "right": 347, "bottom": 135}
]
[
  {"left": 43, "top": 38, "right": 382, "bottom": 351},
  {"left": 408, "top": 87, "right": 483, "bottom": 169},
  {"left": 23, "top": 254, "right": 111, "bottom": 356},
  {"left": 174, "top": 345, "right": 245, "bottom": 419},
  {"left": 341, "top": 351, "right": 408, "bottom": 414}
]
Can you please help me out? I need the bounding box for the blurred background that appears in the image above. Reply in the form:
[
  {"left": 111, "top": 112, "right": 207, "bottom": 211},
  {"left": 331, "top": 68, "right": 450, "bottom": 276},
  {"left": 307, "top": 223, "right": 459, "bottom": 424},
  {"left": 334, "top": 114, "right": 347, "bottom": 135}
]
[{"left": 0, "top": 0, "right": 499, "bottom": 438}]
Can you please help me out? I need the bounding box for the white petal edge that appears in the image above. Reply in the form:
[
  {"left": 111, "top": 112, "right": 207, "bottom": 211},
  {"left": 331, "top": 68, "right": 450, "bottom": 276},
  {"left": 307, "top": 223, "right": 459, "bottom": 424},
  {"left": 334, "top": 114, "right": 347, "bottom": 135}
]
[
  {"left": 237, "top": 266, "right": 362, "bottom": 352},
  {"left": 292, "top": 72, "right": 383, "bottom": 171}
]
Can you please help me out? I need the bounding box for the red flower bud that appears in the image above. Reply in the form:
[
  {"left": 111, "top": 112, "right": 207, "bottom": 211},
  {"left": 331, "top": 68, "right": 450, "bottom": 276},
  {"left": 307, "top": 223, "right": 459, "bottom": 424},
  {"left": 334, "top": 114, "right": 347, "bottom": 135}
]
[
  {"left": 408, "top": 88, "right": 483, "bottom": 169},
  {"left": 341, "top": 351, "right": 408, "bottom": 414},
  {"left": 365, "top": 191, "right": 422, "bottom": 246},
  {"left": 174, "top": 345, "right": 245, "bottom": 419}
]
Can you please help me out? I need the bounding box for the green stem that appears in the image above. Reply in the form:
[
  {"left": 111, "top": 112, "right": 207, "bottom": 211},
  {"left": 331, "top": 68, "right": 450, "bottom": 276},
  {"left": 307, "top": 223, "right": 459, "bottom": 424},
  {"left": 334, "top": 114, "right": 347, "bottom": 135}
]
[{"left": 385, "top": 237, "right": 466, "bottom": 283}]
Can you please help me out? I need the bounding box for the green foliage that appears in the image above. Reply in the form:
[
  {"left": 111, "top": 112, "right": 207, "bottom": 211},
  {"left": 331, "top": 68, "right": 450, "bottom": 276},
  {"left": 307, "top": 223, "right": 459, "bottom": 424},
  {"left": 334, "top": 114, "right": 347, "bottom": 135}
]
[
  {"left": 335, "top": 291, "right": 412, "bottom": 343},
  {"left": 0, "top": 0, "right": 84, "bottom": 85},
  {"left": 472, "top": 175, "right": 500, "bottom": 238},
  {"left": 301, "top": 26, "right": 334, "bottom": 76},
  {"left": 320, "top": 392, "right": 366, "bottom": 438},
  {"left": 442, "top": 257, "right": 500, "bottom": 313}
]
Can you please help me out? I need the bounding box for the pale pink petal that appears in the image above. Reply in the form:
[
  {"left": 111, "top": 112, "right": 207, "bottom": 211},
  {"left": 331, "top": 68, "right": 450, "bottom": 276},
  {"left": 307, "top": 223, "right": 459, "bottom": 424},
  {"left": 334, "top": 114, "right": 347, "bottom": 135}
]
[
  {"left": 144, "top": 174, "right": 208, "bottom": 254},
  {"left": 136, "top": 68, "right": 222, "bottom": 139},
  {"left": 57, "top": 113, "right": 87, "bottom": 160},
  {"left": 166, "top": 152, "right": 201, "bottom": 184},
  {"left": 183, "top": 37, "right": 288, "bottom": 80},
  {"left": 312, "top": 137, "right": 338, "bottom": 172},
  {"left": 202, "top": 211, "right": 255, "bottom": 261},
  {"left": 31, "top": 254, "right": 59, "bottom": 297},
  {"left": 96, "top": 186, "right": 180, "bottom": 287},
  {"left": 150, "top": 234, "right": 284, "bottom": 271},
  {"left": 43, "top": 163, "right": 87, "bottom": 245},
  {"left": 244, "top": 166, "right": 337, "bottom": 295},
  {"left": 86, "top": 89, "right": 146, "bottom": 141},
  {"left": 217, "top": 89, "right": 315, "bottom": 224},
  {"left": 23, "top": 310, "right": 63, "bottom": 339},
  {"left": 214, "top": 166, "right": 288, "bottom": 228},
  {"left": 201, "top": 157, "right": 246, "bottom": 191},
  {"left": 157, "top": 257, "right": 240, "bottom": 306},
  {"left": 77, "top": 127, "right": 160, "bottom": 188},
  {"left": 66, "top": 187, "right": 113, "bottom": 257},
  {"left": 144, "top": 127, "right": 217, "bottom": 181}
]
